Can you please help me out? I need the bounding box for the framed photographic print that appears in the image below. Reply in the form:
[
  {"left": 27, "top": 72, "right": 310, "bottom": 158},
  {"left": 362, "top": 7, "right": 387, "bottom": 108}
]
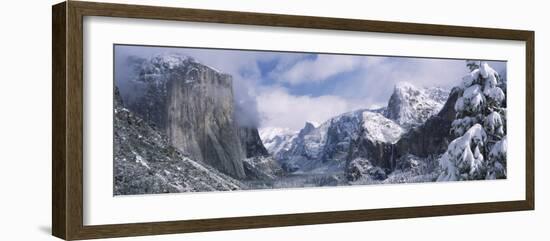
[{"left": 52, "top": 1, "right": 534, "bottom": 240}]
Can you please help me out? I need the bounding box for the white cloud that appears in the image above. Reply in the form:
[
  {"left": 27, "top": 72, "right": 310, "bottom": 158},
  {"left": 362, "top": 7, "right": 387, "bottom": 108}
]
[
  {"left": 271, "top": 55, "right": 364, "bottom": 85},
  {"left": 330, "top": 58, "right": 470, "bottom": 106},
  {"left": 257, "top": 87, "right": 364, "bottom": 131},
  {"left": 117, "top": 45, "right": 504, "bottom": 131}
]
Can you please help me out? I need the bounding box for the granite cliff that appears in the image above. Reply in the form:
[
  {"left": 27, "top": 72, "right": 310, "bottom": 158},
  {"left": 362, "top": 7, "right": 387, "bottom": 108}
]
[
  {"left": 122, "top": 54, "right": 270, "bottom": 179},
  {"left": 113, "top": 87, "right": 245, "bottom": 195}
]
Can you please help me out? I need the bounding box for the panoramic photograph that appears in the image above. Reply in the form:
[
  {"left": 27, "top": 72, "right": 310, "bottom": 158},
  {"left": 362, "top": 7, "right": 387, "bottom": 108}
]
[{"left": 113, "top": 44, "right": 508, "bottom": 196}]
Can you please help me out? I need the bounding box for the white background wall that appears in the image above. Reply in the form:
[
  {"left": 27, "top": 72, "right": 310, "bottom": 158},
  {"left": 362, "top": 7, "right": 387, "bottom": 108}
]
[{"left": 0, "top": 0, "right": 546, "bottom": 240}]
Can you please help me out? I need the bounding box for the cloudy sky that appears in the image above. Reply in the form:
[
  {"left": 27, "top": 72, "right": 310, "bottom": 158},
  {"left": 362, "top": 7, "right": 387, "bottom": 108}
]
[{"left": 115, "top": 45, "right": 506, "bottom": 131}]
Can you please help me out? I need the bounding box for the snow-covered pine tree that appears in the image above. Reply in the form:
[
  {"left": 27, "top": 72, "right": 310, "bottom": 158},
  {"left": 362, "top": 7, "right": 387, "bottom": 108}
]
[{"left": 437, "top": 61, "right": 507, "bottom": 181}]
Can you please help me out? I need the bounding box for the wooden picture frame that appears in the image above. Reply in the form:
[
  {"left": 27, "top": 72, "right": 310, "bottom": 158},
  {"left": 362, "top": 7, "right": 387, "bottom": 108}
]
[{"left": 52, "top": 1, "right": 534, "bottom": 240}]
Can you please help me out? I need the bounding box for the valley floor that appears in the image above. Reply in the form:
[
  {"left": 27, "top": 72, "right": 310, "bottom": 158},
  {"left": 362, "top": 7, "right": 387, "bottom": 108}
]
[{"left": 243, "top": 156, "right": 441, "bottom": 191}]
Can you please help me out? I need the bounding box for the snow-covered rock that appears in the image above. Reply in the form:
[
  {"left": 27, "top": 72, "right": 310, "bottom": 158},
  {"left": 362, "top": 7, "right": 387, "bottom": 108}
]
[
  {"left": 113, "top": 88, "right": 245, "bottom": 195},
  {"left": 362, "top": 111, "right": 404, "bottom": 144},
  {"left": 272, "top": 109, "right": 404, "bottom": 172},
  {"left": 120, "top": 53, "right": 270, "bottom": 179},
  {"left": 259, "top": 127, "right": 297, "bottom": 156},
  {"left": 385, "top": 82, "right": 449, "bottom": 129},
  {"left": 393, "top": 86, "right": 461, "bottom": 159},
  {"left": 242, "top": 156, "right": 284, "bottom": 180},
  {"left": 345, "top": 158, "right": 387, "bottom": 181},
  {"left": 346, "top": 154, "right": 440, "bottom": 184},
  {"left": 265, "top": 83, "right": 450, "bottom": 174},
  {"left": 239, "top": 127, "right": 269, "bottom": 158}
]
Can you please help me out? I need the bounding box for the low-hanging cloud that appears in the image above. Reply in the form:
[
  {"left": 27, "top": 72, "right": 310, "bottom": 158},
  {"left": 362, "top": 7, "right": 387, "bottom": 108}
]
[
  {"left": 114, "top": 45, "right": 269, "bottom": 128},
  {"left": 115, "top": 45, "right": 506, "bottom": 132},
  {"left": 256, "top": 87, "right": 365, "bottom": 130},
  {"left": 328, "top": 57, "right": 470, "bottom": 107},
  {"left": 271, "top": 55, "right": 363, "bottom": 85}
]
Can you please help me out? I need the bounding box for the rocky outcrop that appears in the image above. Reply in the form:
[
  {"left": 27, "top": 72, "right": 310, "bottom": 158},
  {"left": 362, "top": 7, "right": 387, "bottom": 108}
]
[
  {"left": 392, "top": 87, "right": 461, "bottom": 159},
  {"left": 385, "top": 82, "right": 449, "bottom": 129},
  {"left": 239, "top": 127, "right": 269, "bottom": 158},
  {"left": 274, "top": 122, "right": 320, "bottom": 163},
  {"left": 165, "top": 60, "right": 246, "bottom": 178},
  {"left": 266, "top": 83, "right": 450, "bottom": 174},
  {"left": 346, "top": 87, "right": 460, "bottom": 172},
  {"left": 113, "top": 88, "right": 245, "bottom": 195},
  {"left": 348, "top": 136, "right": 398, "bottom": 170},
  {"left": 346, "top": 111, "right": 404, "bottom": 170},
  {"left": 274, "top": 111, "right": 403, "bottom": 172},
  {"left": 259, "top": 127, "right": 297, "bottom": 158},
  {"left": 346, "top": 158, "right": 387, "bottom": 181},
  {"left": 125, "top": 54, "right": 269, "bottom": 179},
  {"left": 242, "top": 156, "right": 284, "bottom": 181}
]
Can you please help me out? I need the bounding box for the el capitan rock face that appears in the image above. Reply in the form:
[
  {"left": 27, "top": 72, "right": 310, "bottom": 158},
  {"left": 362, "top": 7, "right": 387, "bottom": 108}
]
[
  {"left": 165, "top": 60, "right": 246, "bottom": 178},
  {"left": 113, "top": 87, "right": 245, "bottom": 195},
  {"left": 114, "top": 46, "right": 501, "bottom": 194},
  {"left": 123, "top": 54, "right": 270, "bottom": 179}
]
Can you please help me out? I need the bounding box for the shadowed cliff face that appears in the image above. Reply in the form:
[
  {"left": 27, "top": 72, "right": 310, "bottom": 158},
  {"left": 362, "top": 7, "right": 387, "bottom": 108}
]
[
  {"left": 239, "top": 127, "right": 269, "bottom": 158},
  {"left": 166, "top": 62, "right": 246, "bottom": 179},
  {"left": 124, "top": 54, "right": 271, "bottom": 179},
  {"left": 347, "top": 87, "right": 461, "bottom": 171},
  {"left": 384, "top": 83, "right": 449, "bottom": 129},
  {"left": 113, "top": 87, "right": 245, "bottom": 195},
  {"left": 393, "top": 87, "right": 461, "bottom": 159}
]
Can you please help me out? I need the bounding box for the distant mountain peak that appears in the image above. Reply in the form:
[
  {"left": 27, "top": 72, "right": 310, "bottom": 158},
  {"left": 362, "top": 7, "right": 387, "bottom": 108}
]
[
  {"left": 362, "top": 111, "right": 404, "bottom": 144},
  {"left": 259, "top": 127, "right": 297, "bottom": 157},
  {"left": 385, "top": 82, "right": 449, "bottom": 128},
  {"left": 305, "top": 121, "right": 320, "bottom": 128},
  {"left": 299, "top": 122, "right": 318, "bottom": 137},
  {"left": 394, "top": 81, "right": 416, "bottom": 90}
]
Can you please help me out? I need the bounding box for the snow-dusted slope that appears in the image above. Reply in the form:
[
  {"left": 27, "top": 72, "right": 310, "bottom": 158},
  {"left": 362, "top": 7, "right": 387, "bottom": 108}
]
[
  {"left": 265, "top": 82, "right": 449, "bottom": 173},
  {"left": 362, "top": 111, "right": 404, "bottom": 143},
  {"left": 113, "top": 88, "right": 245, "bottom": 195},
  {"left": 242, "top": 156, "right": 285, "bottom": 180},
  {"left": 259, "top": 127, "right": 297, "bottom": 156},
  {"left": 272, "top": 109, "right": 404, "bottom": 172},
  {"left": 385, "top": 82, "right": 449, "bottom": 129},
  {"left": 122, "top": 53, "right": 270, "bottom": 179}
]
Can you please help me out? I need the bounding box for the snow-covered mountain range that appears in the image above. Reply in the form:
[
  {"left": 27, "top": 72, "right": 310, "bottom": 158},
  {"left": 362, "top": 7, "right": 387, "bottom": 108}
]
[
  {"left": 114, "top": 52, "right": 487, "bottom": 194},
  {"left": 121, "top": 53, "right": 273, "bottom": 179},
  {"left": 259, "top": 127, "right": 297, "bottom": 158},
  {"left": 260, "top": 83, "right": 450, "bottom": 173},
  {"left": 115, "top": 53, "right": 282, "bottom": 194}
]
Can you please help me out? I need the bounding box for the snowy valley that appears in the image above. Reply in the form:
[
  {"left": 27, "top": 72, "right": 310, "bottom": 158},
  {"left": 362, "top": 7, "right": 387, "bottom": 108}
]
[
  {"left": 114, "top": 51, "right": 507, "bottom": 195},
  {"left": 258, "top": 81, "right": 451, "bottom": 186}
]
